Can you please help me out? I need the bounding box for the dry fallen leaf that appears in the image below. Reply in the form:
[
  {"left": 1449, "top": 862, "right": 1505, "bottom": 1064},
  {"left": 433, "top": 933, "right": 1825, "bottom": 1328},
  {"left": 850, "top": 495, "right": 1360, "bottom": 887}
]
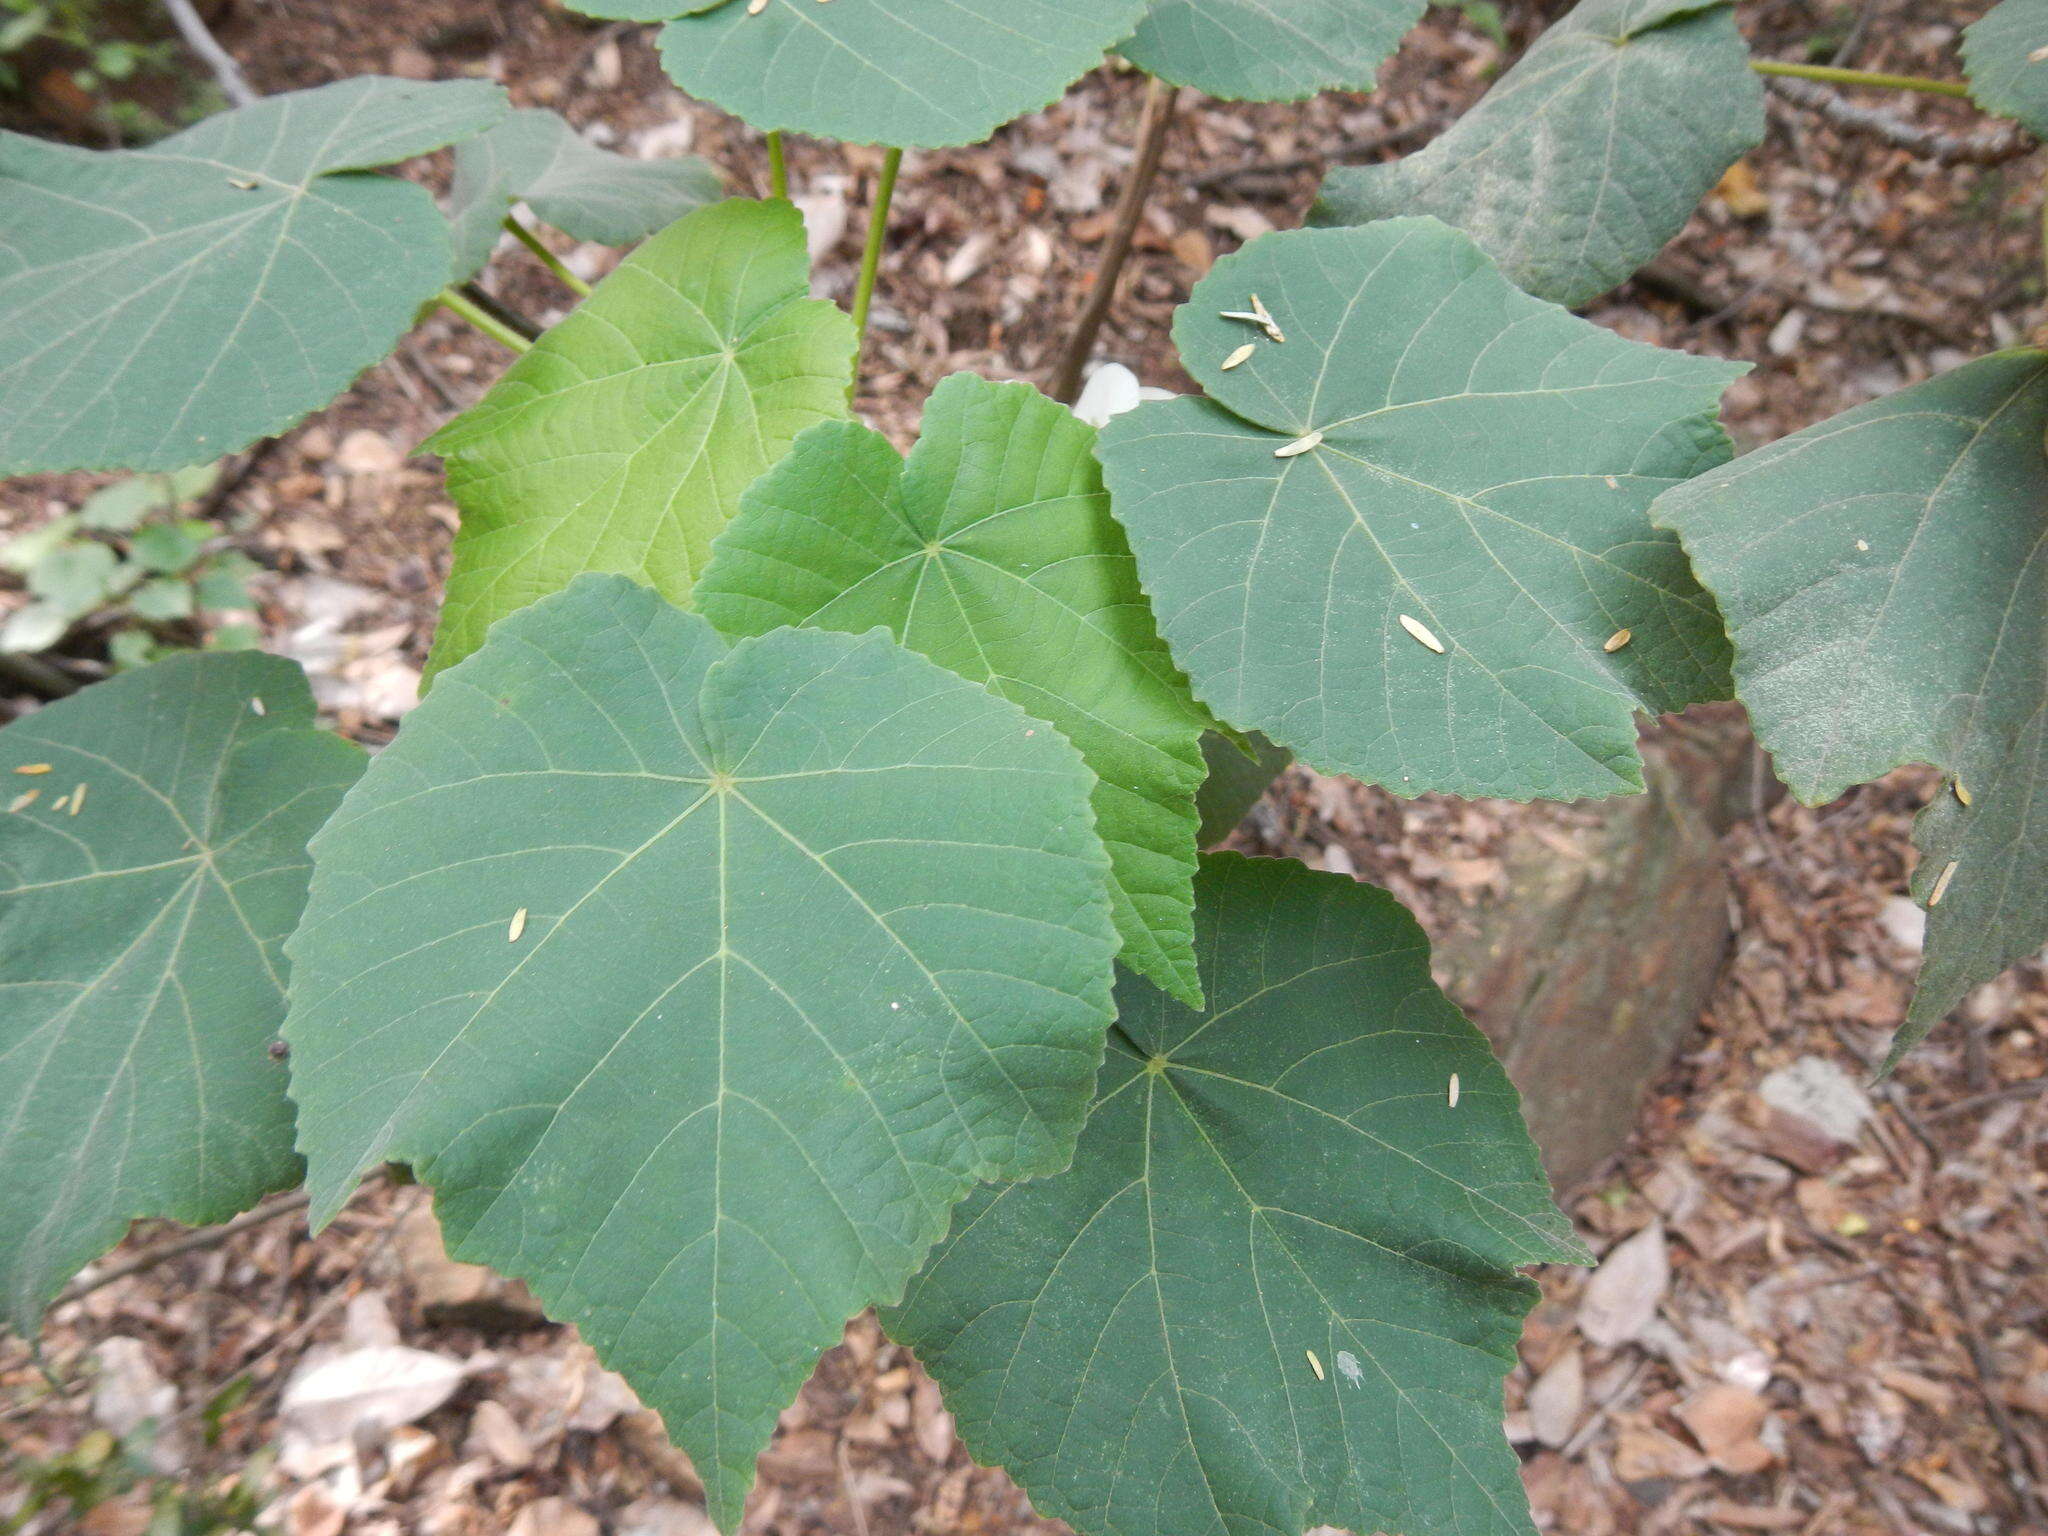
[
  {"left": 1577, "top": 1221, "right": 1669, "bottom": 1347},
  {"left": 281, "top": 1345, "right": 468, "bottom": 1445}
]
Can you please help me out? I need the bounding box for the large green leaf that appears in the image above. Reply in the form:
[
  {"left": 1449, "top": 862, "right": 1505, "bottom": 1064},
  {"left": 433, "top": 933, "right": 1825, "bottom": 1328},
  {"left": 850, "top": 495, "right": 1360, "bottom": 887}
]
[
  {"left": 283, "top": 574, "right": 1118, "bottom": 1528},
  {"left": 422, "top": 197, "right": 855, "bottom": 679},
  {"left": 1311, "top": 0, "right": 1763, "bottom": 309},
  {"left": 446, "top": 107, "right": 722, "bottom": 281},
  {"left": 0, "top": 78, "right": 509, "bottom": 474},
  {"left": 1122, "top": 0, "right": 1424, "bottom": 101},
  {"left": 887, "top": 853, "right": 1586, "bottom": 1536},
  {"left": 697, "top": 373, "right": 1211, "bottom": 1007},
  {"left": 1653, "top": 351, "right": 2048, "bottom": 1065},
  {"left": 1095, "top": 219, "right": 1745, "bottom": 801},
  {"left": 0, "top": 652, "right": 364, "bottom": 1334},
  {"left": 1965, "top": 0, "right": 2048, "bottom": 137},
  {"left": 632, "top": 0, "right": 1151, "bottom": 148}
]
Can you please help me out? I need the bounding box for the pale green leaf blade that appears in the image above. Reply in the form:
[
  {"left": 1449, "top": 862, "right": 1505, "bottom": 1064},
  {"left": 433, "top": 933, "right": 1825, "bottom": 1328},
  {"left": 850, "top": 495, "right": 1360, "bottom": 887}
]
[
  {"left": 1123, "top": 0, "right": 1425, "bottom": 101},
  {"left": 887, "top": 852, "right": 1586, "bottom": 1536},
  {"left": 283, "top": 574, "right": 1119, "bottom": 1528},
  {"left": 423, "top": 198, "right": 855, "bottom": 679},
  {"left": 0, "top": 78, "right": 510, "bottom": 473},
  {"left": 1965, "top": 0, "right": 2048, "bottom": 137},
  {"left": 1652, "top": 351, "right": 2048, "bottom": 1061},
  {"left": 1311, "top": 0, "right": 1763, "bottom": 308},
  {"left": 651, "top": 0, "right": 1151, "bottom": 148},
  {"left": 0, "top": 652, "right": 365, "bottom": 1334},
  {"left": 698, "top": 373, "right": 1211, "bottom": 1007},
  {"left": 447, "top": 107, "right": 723, "bottom": 280},
  {"left": 1096, "top": 219, "right": 1745, "bottom": 802}
]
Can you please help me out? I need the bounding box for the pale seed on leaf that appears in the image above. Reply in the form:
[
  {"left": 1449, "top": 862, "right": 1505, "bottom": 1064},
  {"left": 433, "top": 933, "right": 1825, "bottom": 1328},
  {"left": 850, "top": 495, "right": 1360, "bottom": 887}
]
[
  {"left": 1273, "top": 430, "right": 1322, "bottom": 458},
  {"left": 1249, "top": 292, "right": 1284, "bottom": 343},
  {"left": 1954, "top": 778, "right": 1972, "bottom": 807},
  {"left": 14, "top": 763, "right": 51, "bottom": 774},
  {"left": 1221, "top": 343, "right": 1256, "bottom": 371},
  {"left": 1927, "top": 860, "right": 1958, "bottom": 907},
  {"left": 1399, "top": 614, "right": 1445, "bottom": 654},
  {"left": 1447, "top": 1073, "right": 1460, "bottom": 1108},
  {"left": 50, "top": 795, "right": 68, "bottom": 812},
  {"left": 1305, "top": 1349, "right": 1325, "bottom": 1381},
  {"left": 8, "top": 790, "right": 37, "bottom": 812},
  {"left": 508, "top": 907, "right": 529, "bottom": 943},
  {"left": 251, "top": 696, "right": 267, "bottom": 716},
  {"left": 1603, "top": 628, "right": 1632, "bottom": 653},
  {"left": 748, "top": 0, "right": 769, "bottom": 13},
  {"left": 69, "top": 782, "right": 85, "bottom": 817},
  {"left": 2031, "top": 42, "right": 2048, "bottom": 61}
]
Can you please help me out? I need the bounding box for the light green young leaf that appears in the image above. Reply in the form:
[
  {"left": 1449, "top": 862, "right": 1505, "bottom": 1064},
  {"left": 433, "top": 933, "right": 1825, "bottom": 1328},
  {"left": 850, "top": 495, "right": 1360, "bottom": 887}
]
[
  {"left": 129, "top": 576, "right": 196, "bottom": 622},
  {"left": 423, "top": 198, "right": 855, "bottom": 679},
  {"left": 1123, "top": 0, "right": 1424, "bottom": 102},
  {"left": 642, "top": 0, "right": 1150, "bottom": 148},
  {"left": 1095, "top": 219, "right": 1745, "bottom": 802},
  {"left": 78, "top": 465, "right": 220, "bottom": 532},
  {"left": 0, "top": 652, "right": 365, "bottom": 1334},
  {"left": 1965, "top": 0, "right": 2048, "bottom": 137},
  {"left": 26, "top": 541, "right": 121, "bottom": 614},
  {"left": 888, "top": 852, "right": 1586, "bottom": 1536},
  {"left": 446, "top": 107, "right": 722, "bottom": 280},
  {"left": 0, "top": 77, "right": 510, "bottom": 473},
  {"left": 1311, "top": 0, "right": 1763, "bottom": 308},
  {"left": 697, "top": 373, "right": 1211, "bottom": 1007},
  {"left": 1653, "top": 351, "right": 2048, "bottom": 1066},
  {"left": 284, "top": 574, "right": 1119, "bottom": 1529}
]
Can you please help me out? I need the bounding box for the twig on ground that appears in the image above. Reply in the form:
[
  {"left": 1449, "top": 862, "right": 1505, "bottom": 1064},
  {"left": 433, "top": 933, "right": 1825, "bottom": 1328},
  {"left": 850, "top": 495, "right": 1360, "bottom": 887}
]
[
  {"left": 1943, "top": 1251, "right": 2048, "bottom": 1524},
  {"left": 161, "top": 0, "right": 256, "bottom": 108},
  {"left": 1768, "top": 77, "right": 2037, "bottom": 165},
  {"left": 1190, "top": 116, "right": 1441, "bottom": 193},
  {"left": 56, "top": 1189, "right": 313, "bottom": 1306}
]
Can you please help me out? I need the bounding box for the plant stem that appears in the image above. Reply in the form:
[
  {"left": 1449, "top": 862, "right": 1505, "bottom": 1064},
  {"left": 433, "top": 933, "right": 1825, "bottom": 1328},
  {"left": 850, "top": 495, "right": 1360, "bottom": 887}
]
[
  {"left": 1750, "top": 59, "right": 1971, "bottom": 98},
  {"left": 1049, "top": 76, "right": 1180, "bottom": 406},
  {"left": 438, "top": 287, "right": 534, "bottom": 353},
  {"left": 767, "top": 130, "right": 789, "bottom": 200},
  {"left": 849, "top": 146, "right": 903, "bottom": 400},
  {"left": 503, "top": 216, "right": 592, "bottom": 296}
]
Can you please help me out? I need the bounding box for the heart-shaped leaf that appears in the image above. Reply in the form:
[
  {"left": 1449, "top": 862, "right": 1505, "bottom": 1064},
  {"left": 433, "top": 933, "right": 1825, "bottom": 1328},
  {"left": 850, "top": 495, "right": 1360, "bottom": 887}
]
[
  {"left": 447, "top": 108, "right": 722, "bottom": 280},
  {"left": 1965, "top": 0, "right": 2048, "bottom": 137},
  {"left": 1095, "top": 219, "right": 1745, "bottom": 801},
  {"left": 1123, "top": 0, "right": 1425, "bottom": 101},
  {"left": 1, "top": 652, "right": 364, "bottom": 1333},
  {"left": 1653, "top": 351, "right": 2048, "bottom": 1065},
  {"left": 284, "top": 574, "right": 1118, "bottom": 1527},
  {"left": 423, "top": 197, "right": 855, "bottom": 678},
  {"left": 1312, "top": 0, "right": 1763, "bottom": 308},
  {"left": 0, "top": 77, "right": 509, "bottom": 473},
  {"left": 887, "top": 852, "right": 1587, "bottom": 1536},
  {"left": 621, "top": 0, "right": 1151, "bottom": 148},
  {"left": 697, "top": 373, "right": 1211, "bottom": 1007}
]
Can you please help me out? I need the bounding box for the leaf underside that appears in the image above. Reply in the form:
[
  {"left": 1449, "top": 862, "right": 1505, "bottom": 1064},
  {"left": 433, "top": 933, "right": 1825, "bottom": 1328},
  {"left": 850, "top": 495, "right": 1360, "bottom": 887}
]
[
  {"left": 422, "top": 197, "right": 855, "bottom": 679},
  {"left": 1653, "top": 350, "right": 2048, "bottom": 1065},
  {"left": 887, "top": 852, "right": 1587, "bottom": 1536},
  {"left": 1312, "top": 0, "right": 1764, "bottom": 309},
  {"left": 0, "top": 77, "right": 509, "bottom": 473},
  {"left": 697, "top": 372, "right": 1211, "bottom": 1008},
  {"left": 1964, "top": 0, "right": 2048, "bottom": 138},
  {"left": 647, "top": 0, "right": 1153, "bottom": 148},
  {"left": 0, "top": 653, "right": 364, "bottom": 1334},
  {"left": 1122, "top": 0, "right": 1426, "bottom": 101},
  {"left": 1095, "top": 217, "right": 1745, "bottom": 802},
  {"left": 446, "top": 107, "right": 722, "bottom": 281},
  {"left": 284, "top": 575, "right": 1119, "bottom": 1529}
]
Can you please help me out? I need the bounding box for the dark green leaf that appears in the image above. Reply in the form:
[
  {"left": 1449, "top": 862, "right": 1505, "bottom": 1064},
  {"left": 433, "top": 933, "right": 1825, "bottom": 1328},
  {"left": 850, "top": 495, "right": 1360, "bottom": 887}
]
[
  {"left": 0, "top": 78, "right": 510, "bottom": 473},
  {"left": 888, "top": 852, "right": 1585, "bottom": 1536},
  {"left": 447, "top": 108, "right": 721, "bottom": 280},
  {"left": 1096, "top": 219, "right": 1744, "bottom": 801},
  {"left": 1653, "top": 351, "right": 2048, "bottom": 1064},
  {"left": 0, "top": 652, "right": 364, "bottom": 1333},
  {"left": 1965, "top": 0, "right": 2048, "bottom": 137},
  {"left": 284, "top": 574, "right": 1119, "bottom": 1528},
  {"left": 1194, "top": 729, "right": 1288, "bottom": 846},
  {"left": 1123, "top": 0, "right": 1424, "bottom": 101},
  {"left": 423, "top": 198, "right": 855, "bottom": 678},
  {"left": 1311, "top": 0, "right": 1763, "bottom": 308},
  {"left": 697, "top": 372, "right": 1211, "bottom": 1006}
]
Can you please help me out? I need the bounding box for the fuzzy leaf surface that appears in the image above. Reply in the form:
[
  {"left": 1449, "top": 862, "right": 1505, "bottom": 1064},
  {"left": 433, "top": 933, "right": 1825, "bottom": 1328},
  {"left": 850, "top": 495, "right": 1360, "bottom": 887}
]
[
  {"left": 887, "top": 852, "right": 1586, "bottom": 1536},
  {"left": 646, "top": 0, "right": 1150, "bottom": 148},
  {"left": 423, "top": 198, "right": 854, "bottom": 677},
  {"left": 284, "top": 574, "right": 1119, "bottom": 1527},
  {"left": 1653, "top": 351, "right": 2048, "bottom": 1063},
  {"left": 0, "top": 653, "right": 364, "bottom": 1333},
  {"left": 697, "top": 373, "right": 1210, "bottom": 1006},
  {"left": 446, "top": 108, "right": 722, "bottom": 279},
  {"left": 1096, "top": 219, "right": 1745, "bottom": 801},
  {"left": 0, "top": 78, "right": 509, "bottom": 473},
  {"left": 1311, "top": 0, "right": 1763, "bottom": 308},
  {"left": 1965, "top": 0, "right": 2048, "bottom": 137},
  {"left": 1123, "top": 0, "right": 1424, "bottom": 101}
]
